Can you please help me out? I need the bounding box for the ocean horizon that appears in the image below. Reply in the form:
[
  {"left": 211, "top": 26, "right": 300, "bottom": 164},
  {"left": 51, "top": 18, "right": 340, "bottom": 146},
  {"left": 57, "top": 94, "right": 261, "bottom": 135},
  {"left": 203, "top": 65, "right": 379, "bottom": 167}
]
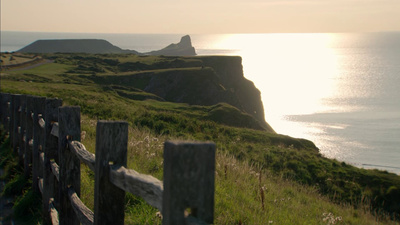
[{"left": 1, "top": 31, "right": 399, "bottom": 174}]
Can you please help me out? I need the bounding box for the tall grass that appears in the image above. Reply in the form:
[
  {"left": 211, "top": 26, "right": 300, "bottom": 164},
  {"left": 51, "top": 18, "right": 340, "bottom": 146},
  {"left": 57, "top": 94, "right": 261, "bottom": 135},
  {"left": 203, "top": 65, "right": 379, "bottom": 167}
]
[
  {"left": 78, "top": 117, "right": 395, "bottom": 224},
  {"left": 0, "top": 130, "right": 42, "bottom": 224}
]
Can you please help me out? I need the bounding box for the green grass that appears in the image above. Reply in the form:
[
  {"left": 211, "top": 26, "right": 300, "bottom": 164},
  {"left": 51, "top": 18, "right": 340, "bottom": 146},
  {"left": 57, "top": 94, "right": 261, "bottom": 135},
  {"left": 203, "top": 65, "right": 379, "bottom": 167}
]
[
  {"left": 77, "top": 119, "right": 392, "bottom": 224},
  {"left": 0, "top": 132, "right": 42, "bottom": 224},
  {"left": 1, "top": 53, "right": 400, "bottom": 224}
]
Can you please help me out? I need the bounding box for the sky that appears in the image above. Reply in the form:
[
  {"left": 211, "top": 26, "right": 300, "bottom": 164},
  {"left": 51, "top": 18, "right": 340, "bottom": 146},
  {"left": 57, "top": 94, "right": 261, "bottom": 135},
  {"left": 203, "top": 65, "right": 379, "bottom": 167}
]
[{"left": 1, "top": 0, "right": 400, "bottom": 34}]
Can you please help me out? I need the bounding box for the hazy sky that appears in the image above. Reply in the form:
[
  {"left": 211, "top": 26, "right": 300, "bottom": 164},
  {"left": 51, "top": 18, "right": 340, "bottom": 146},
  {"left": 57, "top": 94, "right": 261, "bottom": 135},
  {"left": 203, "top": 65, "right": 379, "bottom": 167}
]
[{"left": 2, "top": 0, "right": 400, "bottom": 34}]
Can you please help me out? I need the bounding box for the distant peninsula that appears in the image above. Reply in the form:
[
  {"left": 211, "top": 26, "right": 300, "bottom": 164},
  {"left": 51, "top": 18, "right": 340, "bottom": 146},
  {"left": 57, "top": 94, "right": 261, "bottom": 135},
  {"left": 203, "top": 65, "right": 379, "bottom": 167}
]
[{"left": 17, "top": 35, "right": 196, "bottom": 56}]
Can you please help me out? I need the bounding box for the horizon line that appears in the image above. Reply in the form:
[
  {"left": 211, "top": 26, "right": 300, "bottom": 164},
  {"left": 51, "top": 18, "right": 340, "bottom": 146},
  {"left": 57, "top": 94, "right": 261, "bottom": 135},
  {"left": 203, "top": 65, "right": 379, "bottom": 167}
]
[{"left": 2, "top": 30, "right": 400, "bottom": 35}]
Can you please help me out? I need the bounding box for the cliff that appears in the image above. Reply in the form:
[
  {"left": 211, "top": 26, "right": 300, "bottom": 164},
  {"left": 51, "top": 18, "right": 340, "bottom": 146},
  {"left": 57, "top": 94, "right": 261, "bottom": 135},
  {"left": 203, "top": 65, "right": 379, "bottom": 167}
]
[
  {"left": 143, "top": 56, "right": 268, "bottom": 128},
  {"left": 198, "top": 56, "right": 266, "bottom": 124},
  {"left": 17, "top": 35, "right": 196, "bottom": 56},
  {"left": 85, "top": 55, "right": 272, "bottom": 131}
]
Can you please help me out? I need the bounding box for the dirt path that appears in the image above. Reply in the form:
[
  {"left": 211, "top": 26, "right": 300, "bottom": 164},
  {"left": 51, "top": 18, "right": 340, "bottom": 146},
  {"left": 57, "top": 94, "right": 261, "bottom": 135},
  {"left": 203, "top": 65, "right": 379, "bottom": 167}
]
[{"left": 2, "top": 59, "right": 53, "bottom": 72}]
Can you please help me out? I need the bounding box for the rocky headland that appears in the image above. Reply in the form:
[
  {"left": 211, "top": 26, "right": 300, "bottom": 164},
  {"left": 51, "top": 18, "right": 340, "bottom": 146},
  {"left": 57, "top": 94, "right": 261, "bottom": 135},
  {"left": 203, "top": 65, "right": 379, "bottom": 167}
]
[
  {"left": 15, "top": 36, "right": 269, "bottom": 130},
  {"left": 17, "top": 35, "right": 196, "bottom": 56},
  {"left": 145, "top": 35, "right": 196, "bottom": 56},
  {"left": 84, "top": 55, "right": 273, "bottom": 131}
]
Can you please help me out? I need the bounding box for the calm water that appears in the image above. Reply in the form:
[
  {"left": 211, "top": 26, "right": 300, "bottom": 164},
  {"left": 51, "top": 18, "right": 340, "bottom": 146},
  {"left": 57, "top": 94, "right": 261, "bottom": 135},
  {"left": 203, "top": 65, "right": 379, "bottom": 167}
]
[{"left": 1, "top": 31, "right": 400, "bottom": 174}]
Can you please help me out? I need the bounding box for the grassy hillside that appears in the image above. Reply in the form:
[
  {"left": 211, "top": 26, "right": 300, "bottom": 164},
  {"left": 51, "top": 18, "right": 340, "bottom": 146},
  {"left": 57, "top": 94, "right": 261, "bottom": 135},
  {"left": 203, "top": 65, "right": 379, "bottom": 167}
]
[{"left": 1, "top": 53, "right": 399, "bottom": 224}]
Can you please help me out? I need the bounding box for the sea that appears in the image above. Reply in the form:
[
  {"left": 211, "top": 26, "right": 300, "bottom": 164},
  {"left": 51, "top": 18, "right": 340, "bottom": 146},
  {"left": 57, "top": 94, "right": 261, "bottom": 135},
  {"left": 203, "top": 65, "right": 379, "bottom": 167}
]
[{"left": 1, "top": 31, "right": 400, "bottom": 174}]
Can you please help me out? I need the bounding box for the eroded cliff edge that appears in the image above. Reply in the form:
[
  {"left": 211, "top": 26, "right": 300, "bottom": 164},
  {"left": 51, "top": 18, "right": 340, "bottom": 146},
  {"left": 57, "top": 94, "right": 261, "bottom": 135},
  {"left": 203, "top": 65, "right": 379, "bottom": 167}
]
[{"left": 88, "top": 55, "right": 273, "bottom": 132}]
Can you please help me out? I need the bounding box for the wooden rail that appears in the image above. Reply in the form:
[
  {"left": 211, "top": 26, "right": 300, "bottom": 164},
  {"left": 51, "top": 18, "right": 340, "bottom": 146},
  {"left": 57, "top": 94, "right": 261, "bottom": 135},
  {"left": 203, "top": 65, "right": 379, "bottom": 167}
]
[{"left": 0, "top": 93, "right": 216, "bottom": 225}]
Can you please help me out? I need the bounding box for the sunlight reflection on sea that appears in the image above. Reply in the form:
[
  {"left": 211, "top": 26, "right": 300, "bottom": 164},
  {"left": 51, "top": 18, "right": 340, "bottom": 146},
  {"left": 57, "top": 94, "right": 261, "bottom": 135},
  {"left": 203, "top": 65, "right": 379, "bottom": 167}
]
[{"left": 194, "top": 33, "right": 400, "bottom": 174}]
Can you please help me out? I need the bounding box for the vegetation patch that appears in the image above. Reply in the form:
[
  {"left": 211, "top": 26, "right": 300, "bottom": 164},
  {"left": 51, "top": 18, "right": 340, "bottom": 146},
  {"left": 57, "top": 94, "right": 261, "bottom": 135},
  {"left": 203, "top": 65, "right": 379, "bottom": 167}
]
[
  {"left": 0, "top": 131, "right": 42, "bottom": 224},
  {"left": 1, "top": 52, "right": 399, "bottom": 223}
]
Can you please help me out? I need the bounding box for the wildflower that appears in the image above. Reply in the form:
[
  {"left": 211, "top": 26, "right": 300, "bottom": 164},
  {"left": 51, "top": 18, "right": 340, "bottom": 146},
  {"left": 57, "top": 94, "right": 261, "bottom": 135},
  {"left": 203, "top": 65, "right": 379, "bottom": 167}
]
[
  {"left": 322, "top": 212, "right": 342, "bottom": 225},
  {"left": 262, "top": 185, "right": 267, "bottom": 191},
  {"left": 155, "top": 211, "right": 163, "bottom": 219}
]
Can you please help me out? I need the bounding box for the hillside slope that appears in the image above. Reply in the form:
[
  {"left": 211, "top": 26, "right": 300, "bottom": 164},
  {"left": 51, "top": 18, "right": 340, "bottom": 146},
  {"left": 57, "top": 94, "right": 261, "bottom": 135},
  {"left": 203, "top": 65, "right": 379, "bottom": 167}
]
[{"left": 1, "top": 53, "right": 399, "bottom": 221}]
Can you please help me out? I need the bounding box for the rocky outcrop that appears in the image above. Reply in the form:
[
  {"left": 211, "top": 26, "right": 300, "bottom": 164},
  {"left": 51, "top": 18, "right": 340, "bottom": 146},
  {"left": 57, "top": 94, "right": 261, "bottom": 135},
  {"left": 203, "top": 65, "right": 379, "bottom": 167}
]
[
  {"left": 17, "top": 35, "right": 196, "bottom": 56},
  {"left": 145, "top": 35, "right": 196, "bottom": 56}
]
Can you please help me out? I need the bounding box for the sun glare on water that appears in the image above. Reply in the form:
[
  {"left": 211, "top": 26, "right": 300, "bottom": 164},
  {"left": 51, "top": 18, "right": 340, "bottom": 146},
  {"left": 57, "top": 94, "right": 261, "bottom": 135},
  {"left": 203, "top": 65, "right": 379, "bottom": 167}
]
[
  {"left": 199, "top": 33, "right": 393, "bottom": 164},
  {"left": 214, "top": 34, "right": 342, "bottom": 136}
]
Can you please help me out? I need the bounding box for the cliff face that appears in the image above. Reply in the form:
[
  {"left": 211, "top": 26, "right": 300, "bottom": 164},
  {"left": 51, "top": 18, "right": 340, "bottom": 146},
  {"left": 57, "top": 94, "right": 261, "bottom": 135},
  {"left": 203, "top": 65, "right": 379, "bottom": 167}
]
[
  {"left": 89, "top": 55, "right": 272, "bottom": 131},
  {"left": 145, "top": 56, "right": 272, "bottom": 130},
  {"left": 142, "top": 65, "right": 272, "bottom": 131},
  {"left": 198, "top": 56, "right": 266, "bottom": 125}
]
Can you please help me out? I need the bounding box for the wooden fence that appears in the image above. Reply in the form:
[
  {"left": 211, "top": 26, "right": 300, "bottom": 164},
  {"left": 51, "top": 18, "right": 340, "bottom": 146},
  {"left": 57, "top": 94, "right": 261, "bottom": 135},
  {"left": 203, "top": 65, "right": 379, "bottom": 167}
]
[{"left": 0, "top": 93, "right": 216, "bottom": 225}]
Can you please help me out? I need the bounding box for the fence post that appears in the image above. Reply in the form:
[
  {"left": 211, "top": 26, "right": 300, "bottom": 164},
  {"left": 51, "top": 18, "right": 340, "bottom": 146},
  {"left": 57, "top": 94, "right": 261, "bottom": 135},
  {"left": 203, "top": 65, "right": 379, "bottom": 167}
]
[
  {"left": 0, "top": 93, "right": 3, "bottom": 128},
  {"left": 0, "top": 93, "right": 6, "bottom": 130},
  {"left": 1, "top": 93, "right": 11, "bottom": 133},
  {"left": 9, "top": 95, "right": 16, "bottom": 145},
  {"left": 42, "top": 98, "right": 63, "bottom": 223},
  {"left": 19, "top": 95, "right": 27, "bottom": 165},
  {"left": 11, "top": 94, "right": 21, "bottom": 154},
  {"left": 94, "top": 121, "right": 128, "bottom": 225},
  {"left": 32, "top": 96, "right": 46, "bottom": 193},
  {"left": 58, "top": 106, "right": 80, "bottom": 225},
  {"left": 24, "top": 95, "right": 34, "bottom": 178},
  {"left": 162, "top": 141, "right": 216, "bottom": 225}
]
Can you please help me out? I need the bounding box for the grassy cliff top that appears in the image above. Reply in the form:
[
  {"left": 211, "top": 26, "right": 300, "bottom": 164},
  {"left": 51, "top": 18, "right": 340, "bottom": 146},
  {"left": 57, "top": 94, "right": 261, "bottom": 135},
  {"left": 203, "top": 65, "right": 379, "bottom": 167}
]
[{"left": 1, "top": 53, "right": 399, "bottom": 224}]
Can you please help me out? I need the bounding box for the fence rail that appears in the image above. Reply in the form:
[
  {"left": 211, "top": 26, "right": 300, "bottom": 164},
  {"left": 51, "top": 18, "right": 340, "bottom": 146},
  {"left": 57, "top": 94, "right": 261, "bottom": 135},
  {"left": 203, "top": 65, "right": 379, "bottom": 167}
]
[{"left": 0, "top": 93, "right": 215, "bottom": 225}]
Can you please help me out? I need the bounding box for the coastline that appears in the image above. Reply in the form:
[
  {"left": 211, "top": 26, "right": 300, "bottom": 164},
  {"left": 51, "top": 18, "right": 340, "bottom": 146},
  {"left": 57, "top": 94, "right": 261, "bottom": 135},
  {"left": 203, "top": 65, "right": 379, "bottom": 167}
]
[{"left": 1, "top": 32, "right": 399, "bottom": 174}]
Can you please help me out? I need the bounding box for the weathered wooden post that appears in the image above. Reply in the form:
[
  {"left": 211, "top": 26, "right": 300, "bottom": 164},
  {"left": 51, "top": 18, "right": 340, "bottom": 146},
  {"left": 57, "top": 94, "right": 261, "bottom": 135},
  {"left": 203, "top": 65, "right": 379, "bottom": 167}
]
[
  {"left": 162, "top": 141, "right": 216, "bottom": 225},
  {"left": 0, "top": 93, "right": 4, "bottom": 129},
  {"left": 19, "top": 95, "right": 27, "bottom": 165},
  {"left": 9, "top": 95, "right": 16, "bottom": 145},
  {"left": 0, "top": 93, "right": 3, "bottom": 126},
  {"left": 32, "top": 96, "right": 46, "bottom": 192},
  {"left": 42, "top": 98, "right": 62, "bottom": 222},
  {"left": 9, "top": 95, "right": 14, "bottom": 142},
  {"left": 0, "top": 93, "right": 11, "bottom": 133},
  {"left": 11, "top": 94, "right": 21, "bottom": 154},
  {"left": 94, "top": 121, "right": 128, "bottom": 225},
  {"left": 0, "top": 93, "right": 6, "bottom": 130},
  {"left": 58, "top": 106, "right": 81, "bottom": 225},
  {"left": 24, "top": 95, "right": 34, "bottom": 178}
]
